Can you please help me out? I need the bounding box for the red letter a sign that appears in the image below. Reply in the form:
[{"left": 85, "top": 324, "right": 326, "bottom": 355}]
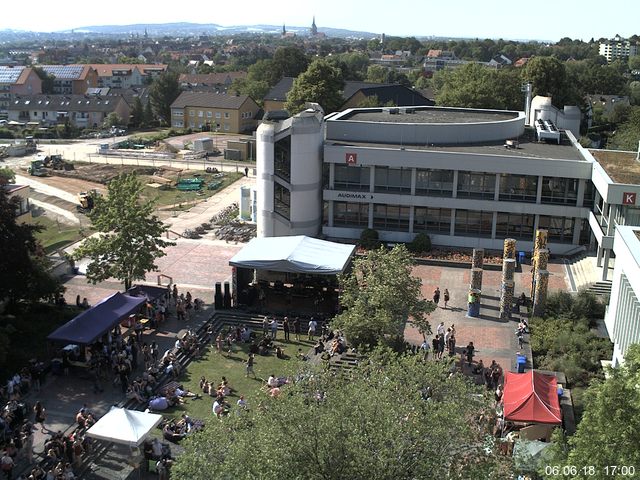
[{"left": 345, "top": 153, "right": 357, "bottom": 165}]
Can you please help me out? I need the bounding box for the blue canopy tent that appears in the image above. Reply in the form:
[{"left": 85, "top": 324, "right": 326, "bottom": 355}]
[
  {"left": 126, "top": 285, "right": 167, "bottom": 302},
  {"left": 47, "top": 292, "right": 146, "bottom": 345}
]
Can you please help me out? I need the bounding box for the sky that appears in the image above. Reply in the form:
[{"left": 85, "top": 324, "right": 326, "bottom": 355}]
[{"left": 3, "top": 0, "right": 640, "bottom": 42}]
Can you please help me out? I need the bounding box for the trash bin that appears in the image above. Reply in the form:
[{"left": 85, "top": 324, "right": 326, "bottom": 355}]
[
  {"left": 518, "top": 251, "right": 526, "bottom": 265},
  {"left": 516, "top": 354, "right": 526, "bottom": 373}
]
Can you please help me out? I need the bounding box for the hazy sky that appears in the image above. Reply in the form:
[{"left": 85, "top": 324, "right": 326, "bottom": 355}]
[{"left": 3, "top": 0, "right": 639, "bottom": 42}]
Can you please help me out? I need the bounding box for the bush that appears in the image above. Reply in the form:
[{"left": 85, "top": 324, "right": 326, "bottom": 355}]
[
  {"left": 359, "top": 228, "right": 381, "bottom": 250},
  {"left": 408, "top": 232, "right": 431, "bottom": 254},
  {"left": 0, "top": 129, "right": 15, "bottom": 139}
]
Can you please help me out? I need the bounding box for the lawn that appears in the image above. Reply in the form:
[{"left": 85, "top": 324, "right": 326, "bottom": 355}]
[
  {"left": 29, "top": 215, "right": 89, "bottom": 253},
  {"left": 157, "top": 327, "right": 317, "bottom": 422},
  {"left": 144, "top": 172, "right": 243, "bottom": 209}
]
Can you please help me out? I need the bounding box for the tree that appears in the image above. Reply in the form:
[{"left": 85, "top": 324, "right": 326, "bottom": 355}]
[
  {"left": 129, "top": 96, "right": 144, "bottom": 128},
  {"left": 32, "top": 66, "right": 55, "bottom": 94},
  {"left": 285, "top": 59, "right": 344, "bottom": 115},
  {"left": 521, "top": 56, "right": 576, "bottom": 107},
  {"left": 142, "top": 100, "right": 154, "bottom": 127},
  {"left": 333, "top": 245, "right": 434, "bottom": 348},
  {"left": 366, "top": 64, "right": 388, "bottom": 83},
  {"left": 171, "top": 350, "right": 510, "bottom": 479},
  {"left": 545, "top": 344, "right": 640, "bottom": 479},
  {"left": 0, "top": 167, "right": 15, "bottom": 184},
  {"left": 102, "top": 112, "right": 123, "bottom": 129},
  {"left": 72, "top": 173, "right": 173, "bottom": 290},
  {"left": 608, "top": 106, "right": 640, "bottom": 150},
  {"left": 271, "top": 45, "right": 309, "bottom": 81},
  {"left": 433, "top": 63, "right": 521, "bottom": 110},
  {"left": 0, "top": 183, "right": 60, "bottom": 308},
  {"left": 149, "top": 71, "right": 181, "bottom": 126}
]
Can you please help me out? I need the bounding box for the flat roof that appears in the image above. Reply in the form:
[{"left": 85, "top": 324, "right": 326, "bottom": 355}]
[
  {"left": 589, "top": 149, "right": 640, "bottom": 184},
  {"left": 341, "top": 107, "right": 518, "bottom": 124},
  {"left": 330, "top": 128, "right": 584, "bottom": 161}
]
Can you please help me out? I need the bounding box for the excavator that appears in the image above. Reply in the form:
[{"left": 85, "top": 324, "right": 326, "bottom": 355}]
[{"left": 76, "top": 190, "right": 98, "bottom": 213}]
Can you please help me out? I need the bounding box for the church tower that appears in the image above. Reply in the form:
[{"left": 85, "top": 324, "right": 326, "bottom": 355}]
[
  {"left": 310, "top": 16, "right": 318, "bottom": 36},
  {"left": 282, "top": 24, "right": 286, "bottom": 36}
]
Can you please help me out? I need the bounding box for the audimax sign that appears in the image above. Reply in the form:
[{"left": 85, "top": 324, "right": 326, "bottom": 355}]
[{"left": 336, "top": 192, "right": 374, "bottom": 200}]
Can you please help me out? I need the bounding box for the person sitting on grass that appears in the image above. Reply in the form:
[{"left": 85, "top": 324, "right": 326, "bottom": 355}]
[
  {"left": 314, "top": 340, "right": 325, "bottom": 355},
  {"left": 275, "top": 345, "right": 287, "bottom": 360},
  {"left": 297, "top": 349, "right": 308, "bottom": 361},
  {"left": 212, "top": 395, "right": 229, "bottom": 418}
]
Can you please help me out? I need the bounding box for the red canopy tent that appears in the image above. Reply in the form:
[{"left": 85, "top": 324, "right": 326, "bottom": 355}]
[{"left": 503, "top": 371, "right": 562, "bottom": 425}]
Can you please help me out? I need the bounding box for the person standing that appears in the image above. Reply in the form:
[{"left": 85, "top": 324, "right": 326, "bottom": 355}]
[
  {"left": 244, "top": 166, "right": 249, "bottom": 177},
  {"left": 431, "top": 335, "right": 439, "bottom": 360},
  {"left": 293, "top": 317, "right": 301, "bottom": 341},
  {"left": 438, "top": 334, "right": 445, "bottom": 360},
  {"left": 270, "top": 318, "right": 278, "bottom": 339},
  {"left": 262, "top": 316, "right": 269, "bottom": 337},
  {"left": 433, "top": 287, "right": 441, "bottom": 306},
  {"left": 465, "top": 342, "right": 475, "bottom": 366},
  {"left": 245, "top": 353, "right": 255, "bottom": 378},
  {"left": 420, "top": 339, "right": 430, "bottom": 361},
  {"left": 443, "top": 289, "right": 450, "bottom": 309},
  {"left": 283, "top": 317, "right": 290, "bottom": 341},
  {"left": 308, "top": 318, "right": 317, "bottom": 341},
  {"left": 448, "top": 333, "right": 456, "bottom": 357},
  {"left": 33, "top": 401, "right": 46, "bottom": 433}
]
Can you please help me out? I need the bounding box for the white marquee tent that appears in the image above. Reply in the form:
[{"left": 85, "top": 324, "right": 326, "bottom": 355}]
[
  {"left": 86, "top": 407, "right": 163, "bottom": 447},
  {"left": 229, "top": 235, "right": 356, "bottom": 275}
]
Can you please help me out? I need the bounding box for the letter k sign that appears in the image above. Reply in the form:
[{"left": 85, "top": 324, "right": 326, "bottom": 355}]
[{"left": 622, "top": 192, "right": 636, "bottom": 205}]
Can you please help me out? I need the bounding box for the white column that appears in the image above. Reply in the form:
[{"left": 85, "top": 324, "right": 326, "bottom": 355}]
[{"left": 536, "top": 175, "right": 544, "bottom": 203}]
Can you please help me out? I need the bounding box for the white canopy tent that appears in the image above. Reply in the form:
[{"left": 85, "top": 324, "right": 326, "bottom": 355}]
[
  {"left": 229, "top": 235, "right": 356, "bottom": 275},
  {"left": 86, "top": 407, "right": 163, "bottom": 447}
]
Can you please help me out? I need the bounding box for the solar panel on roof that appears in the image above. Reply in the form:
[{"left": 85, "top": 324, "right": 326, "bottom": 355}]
[
  {"left": 40, "top": 65, "right": 84, "bottom": 79},
  {"left": 0, "top": 66, "right": 25, "bottom": 83}
]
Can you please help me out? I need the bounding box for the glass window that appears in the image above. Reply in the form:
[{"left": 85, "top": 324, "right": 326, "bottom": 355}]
[
  {"left": 454, "top": 209, "right": 493, "bottom": 237},
  {"left": 274, "top": 136, "right": 291, "bottom": 182},
  {"left": 334, "top": 202, "right": 369, "bottom": 227},
  {"left": 457, "top": 171, "right": 496, "bottom": 200},
  {"left": 224, "top": 112, "right": 230, "bottom": 118},
  {"left": 582, "top": 180, "right": 595, "bottom": 209},
  {"left": 414, "top": 207, "right": 451, "bottom": 233},
  {"left": 495, "top": 212, "right": 535, "bottom": 240},
  {"left": 372, "top": 204, "right": 410, "bottom": 231},
  {"left": 541, "top": 177, "right": 578, "bottom": 206},
  {"left": 374, "top": 167, "right": 411, "bottom": 194},
  {"left": 499, "top": 174, "right": 538, "bottom": 203},
  {"left": 274, "top": 183, "right": 290, "bottom": 220},
  {"left": 415, "top": 169, "right": 454, "bottom": 197},
  {"left": 538, "top": 216, "right": 575, "bottom": 244},
  {"left": 215, "top": 112, "right": 221, "bottom": 119},
  {"left": 334, "top": 165, "right": 370, "bottom": 191},
  {"left": 206, "top": 111, "right": 212, "bottom": 118}
]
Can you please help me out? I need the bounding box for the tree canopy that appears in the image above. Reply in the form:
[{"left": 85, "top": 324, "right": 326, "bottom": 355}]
[
  {"left": 333, "top": 245, "right": 434, "bottom": 349},
  {"left": 285, "top": 59, "right": 344, "bottom": 115},
  {"left": 72, "top": 173, "right": 173, "bottom": 290},
  {"left": 149, "top": 71, "right": 181, "bottom": 126},
  {"left": 546, "top": 344, "right": 640, "bottom": 478},
  {"left": 171, "top": 349, "right": 510, "bottom": 480},
  {"left": 0, "top": 182, "right": 60, "bottom": 307}
]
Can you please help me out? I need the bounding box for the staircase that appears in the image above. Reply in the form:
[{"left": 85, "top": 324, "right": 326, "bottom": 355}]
[
  {"left": 586, "top": 280, "right": 613, "bottom": 297},
  {"left": 565, "top": 253, "right": 598, "bottom": 292},
  {"left": 329, "top": 352, "right": 361, "bottom": 372}
]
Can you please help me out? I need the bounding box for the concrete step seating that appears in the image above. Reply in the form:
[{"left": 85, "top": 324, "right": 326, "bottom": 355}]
[
  {"left": 567, "top": 254, "right": 598, "bottom": 292},
  {"left": 586, "top": 280, "right": 612, "bottom": 297}
]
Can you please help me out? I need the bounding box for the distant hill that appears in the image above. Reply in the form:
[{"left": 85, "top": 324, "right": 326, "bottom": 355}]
[{"left": 0, "top": 22, "right": 381, "bottom": 40}]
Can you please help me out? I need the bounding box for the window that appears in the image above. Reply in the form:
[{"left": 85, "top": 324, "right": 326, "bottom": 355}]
[
  {"left": 414, "top": 207, "right": 451, "bottom": 233},
  {"left": 215, "top": 112, "right": 221, "bottom": 119},
  {"left": 582, "top": 181, "right": 595, "bottom": 209},
  {"left": 198, "top": 111, "right": 203, "bottom": 117},
  {"left": 454, "top": 209, "right": 493, "bottom": 237},
  {"left": 415, "top": 169, "right": 454, "bottom": 197},
  {"left": 499, "top": 174, "right": 538, "bottom": 203},
  {"left": 540, "top": 177, "right": 578, "bottom": 205},
  {"left": 373, "top": 204, "right": 410, "bottom": 231},
  {"left": 457, "top": 171, "right": 496, "bottom": 200},
  {"left": 538, "top": 216, "right": 575, "bottom": 244},
  {"left": 374, "top": 167, "right": 411, "bottom": 194},
  {"left": 207, "top": 111, "right": 212, "bottom": 118},
  {"left": 224, "top": 112, "right": 230, "bottom": 118},
  {"left": 224, "top": 124, "right": 230, "bottom": 131},
  {"left": 274, "top": 136, "right": 291, "bottom": 182},
  {"left": 334, "top": 202, "right": 369, "bottom": 227},
  {"left": 334, "top": 165, "right": 370, "bottom": 191},
  {"left": 189, "top": 110, "right": 195, "bottom": 117},
  {"left": 495, "top": 212, "right": 535, "bottom": 240},
  {"left": 274, "top": 183, "right": 291, "bottom": 220}
]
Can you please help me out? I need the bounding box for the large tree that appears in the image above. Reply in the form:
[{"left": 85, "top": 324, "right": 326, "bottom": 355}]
[
  {"left": 72, "top": 173, "right": 173, "bottom": 290},
  {"left": 333, "top": 245, "right": 434, "bottom": 349},
  {"left": 521, "top": 56, "right": 576, "bottom": 108},
  {"left": 149, "top": 71, "right": 181, "bottom": 126},
  {"left": 0, "top": 180, "right": 60, "bottom": 308},
  {"left": 546, "top": 344, "right": 640, "bottom": 479},
  {"left": 171, "top": 350, "right": 510, "bottom": 480},
  {"left": 285, "top": 59, "right": 344, "bottom": 115}
]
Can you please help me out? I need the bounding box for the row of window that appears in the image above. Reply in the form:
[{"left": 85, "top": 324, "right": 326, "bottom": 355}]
[
  {"left": 332, "top": 165, "right": 593, "bottom": 206},
  {"left": 190, "top": 110, "right": 230, "bottom": 119},
  {"left": 328, "top": 202, "right": 586, "bottom": 243},
  {"left": 172, "top": 121, "right": 231, "bottom": 131}
]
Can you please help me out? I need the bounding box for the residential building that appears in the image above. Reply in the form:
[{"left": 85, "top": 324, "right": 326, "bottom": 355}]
[
  {"left": 4, "top": 184, "right": 31, "bottom": 222},
  {"left": 38, "top": 65, "right": 98, "bottom": 95},
  {"left": 599, "top": 34, "right": 638, "bottom": 62},
  {"left": 7, "top": 94, "right": 130, "bottom": 129},
  {"left": 178, "top": 72, "right": 247, "bottom": 90},
  {"left": 0, "top": 66, "right": 42, "bottom": 118},
  {"left": 256, "top": 103, "right": 640, "bottom": 268},
  {"left": 170, "top": 91, "right": 260, "bottom": 133},
  {"left": 87, "top": 64, "right": 168, "bottom": 88},
  {"left": 604, "top": 226, "right": 640, "bottom": 366},
  {"left": 263, "top": 77, "right": 434, "bottom": 113}
]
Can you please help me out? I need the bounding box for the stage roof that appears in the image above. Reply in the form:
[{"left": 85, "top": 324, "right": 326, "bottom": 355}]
[{"left": 229, "top": 236, "right": 356, "bottom": 275}]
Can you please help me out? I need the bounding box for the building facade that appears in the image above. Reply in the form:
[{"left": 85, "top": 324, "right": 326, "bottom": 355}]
[
  {"left": 87, "top": 64, "right": 168, "bottom": 89},
  {"left": 39, "top": 65, "right": 98, "bottom": 95},
  {"left": 599, "top": 34, "right": 638, "bottom": 62},
  {"left": 0, "top": 66, "right": 42, "bottom": 119},
  {"left": 604, "top": 226, "right": 640, "bottom": 366},
  {"left": 170, "top": 91, "right": 259, "bottom": 134},
  {"left": 256, "top": 105, "right": 640, "bottom": 273}
]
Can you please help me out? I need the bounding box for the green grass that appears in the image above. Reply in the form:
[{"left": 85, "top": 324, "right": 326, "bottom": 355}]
[
  {"left": 158, "top": 328, "right": 316, "bottom": 421},
  {"left": 144, "top": 172, "right": 243, "bottom": 208},
  {"left": 29, "top": 215, "right": 89, "bottom": 253}
]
